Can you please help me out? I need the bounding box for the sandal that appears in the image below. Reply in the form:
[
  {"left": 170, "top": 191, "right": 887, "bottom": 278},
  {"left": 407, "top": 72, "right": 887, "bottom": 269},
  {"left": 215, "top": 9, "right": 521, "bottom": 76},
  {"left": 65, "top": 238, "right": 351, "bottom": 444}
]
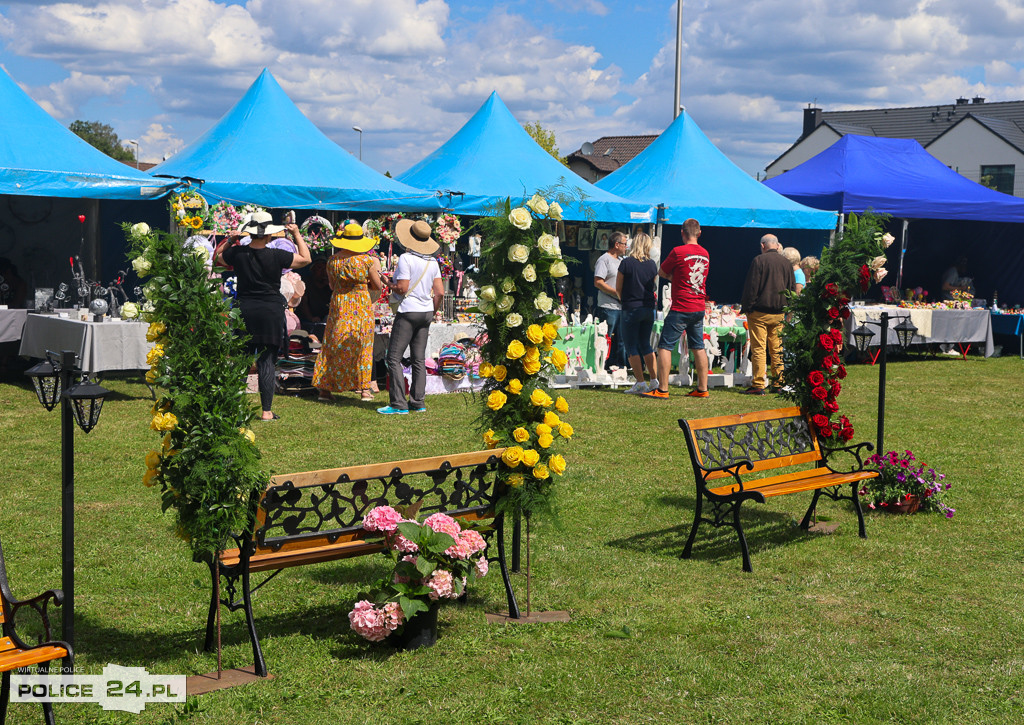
[{"left": 360, "top": 391, "right": 375, "bottom": 401}]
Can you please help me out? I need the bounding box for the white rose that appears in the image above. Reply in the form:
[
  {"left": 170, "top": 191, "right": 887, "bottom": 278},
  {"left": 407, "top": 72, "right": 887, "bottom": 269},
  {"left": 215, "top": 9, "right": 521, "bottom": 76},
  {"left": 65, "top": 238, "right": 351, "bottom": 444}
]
[
  {"left": 508, "top": 244, "right": 530, "bottom": 263},
  {"left": 479, "top": 285, "right": 497, "bottom": 302},
  {"left": 478, "top": 300, "right": 496, "bottom": 316},
  {"left": 526, "top": 195, "right": 549, "bottom": 216},
  {"left": 508, "top": 208, "right": 532, "bottom": 230},
  {"left": 534, "top": 292, "right": 553, "bottom": 313},
  {"left": 193, "top": 246, "right": 210, "bottom": 262},
  {"left": 538, "top": 234, "right": 556, "bottom": 254},
  {"left": 881, "top": 233, "right": 895, "bottom": 248},
  {"left": 869, "top": 255, "right": 887, "bottom": 271},
  {"left": 522, "top": 264, "right": 537, "bottom": 282},
  {"left": 131, "top": 222, "right": 151, "bottom": 238},
  {"left": 132, "top": 256, "right": 152, "bottom": 276},
  {"left": 501, "top": 278, "right": 516, "bottom": 294},
  {"left": 496, "top": 295, "right": 514, "bottom": 312},
  {"left": 550, "top": 261, "right": 569, "bottom": 278},
  {"left": 547, "top": 202, "right": 563, "bottom": 221},
  {"left": 552, "top": 236, "right": 561, "bottom": 256},
  {"left": 874, "top": 268, "right": 888, "bottom": 283},
  {"left": 506, "top": 312, "right": 523, "bottom": 327},
  {"left": 143, "top": 282, "right": 158, "bottom": 299},
  {"left": 120, "top": 302, "right": 139, "bottom": 319}
]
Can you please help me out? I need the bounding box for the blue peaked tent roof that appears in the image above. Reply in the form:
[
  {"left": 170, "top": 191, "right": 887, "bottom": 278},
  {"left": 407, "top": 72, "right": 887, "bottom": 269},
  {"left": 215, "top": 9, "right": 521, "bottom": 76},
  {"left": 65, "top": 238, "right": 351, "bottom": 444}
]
[
  {"left": 0, "top": 67, "right": 175, "bottom": 200},
  {"left": 397, "top": 92, "right": 652, "bottom": 223},
  {"left": 149, "top": 69, "right": 439, "bottom": 212},
  {"left": 596, "top": 111, "right": 836, "bottom": 230},
  {"left": 764, "top": 134, "right": 1024, "bottom": 223}
]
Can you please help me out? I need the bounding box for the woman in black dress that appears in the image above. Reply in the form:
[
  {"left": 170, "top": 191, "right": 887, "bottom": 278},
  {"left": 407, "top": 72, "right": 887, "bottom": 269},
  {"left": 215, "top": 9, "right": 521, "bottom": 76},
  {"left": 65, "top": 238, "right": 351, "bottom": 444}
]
[{"left": 216, "top": 211, "right": 311, "bottom": 420}]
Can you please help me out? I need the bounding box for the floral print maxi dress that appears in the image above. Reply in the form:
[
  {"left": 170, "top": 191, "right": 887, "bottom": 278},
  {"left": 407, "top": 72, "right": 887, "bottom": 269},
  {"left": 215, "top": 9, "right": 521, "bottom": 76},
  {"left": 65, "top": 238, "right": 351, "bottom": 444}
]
[{"left": 312, "top": 253, "right": 375, "bottom": 392}]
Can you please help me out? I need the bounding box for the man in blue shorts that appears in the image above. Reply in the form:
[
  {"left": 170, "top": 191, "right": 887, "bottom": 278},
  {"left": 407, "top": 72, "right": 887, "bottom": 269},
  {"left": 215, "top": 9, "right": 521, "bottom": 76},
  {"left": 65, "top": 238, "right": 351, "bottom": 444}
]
[{"left": 641, "top": 218, "right": 710, "bottom": 399}]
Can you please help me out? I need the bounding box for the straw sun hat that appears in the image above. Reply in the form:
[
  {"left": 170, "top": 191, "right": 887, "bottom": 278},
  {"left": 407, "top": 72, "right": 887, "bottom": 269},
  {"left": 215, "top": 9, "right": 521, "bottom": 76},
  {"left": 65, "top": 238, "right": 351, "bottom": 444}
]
[
  {"left": 239, "top": 210, "right": 285, "bottom": 237},
  {"left": 395, "top": 219, "right": 440, "bottom": 255},
  {"left": 331, "top": 222, "right": 377, "bottom": 253}
]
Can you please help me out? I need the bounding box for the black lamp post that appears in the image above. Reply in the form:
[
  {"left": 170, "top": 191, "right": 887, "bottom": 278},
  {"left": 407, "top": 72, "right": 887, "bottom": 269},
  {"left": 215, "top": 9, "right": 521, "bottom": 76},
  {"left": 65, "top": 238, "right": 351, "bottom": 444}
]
[
  {"left": 25, "top": 350, "right": 109, "bottom": 648},
  {"left": 850, "top": 312, "right": 917, "bottom": 456}
]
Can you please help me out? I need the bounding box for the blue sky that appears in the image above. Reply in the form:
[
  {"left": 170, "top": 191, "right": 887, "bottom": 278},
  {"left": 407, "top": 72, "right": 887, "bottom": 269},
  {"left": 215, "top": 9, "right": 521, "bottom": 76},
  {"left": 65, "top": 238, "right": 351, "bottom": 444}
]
[{"left": 1, "top": 0, "right": 1022, "bottom": 178}]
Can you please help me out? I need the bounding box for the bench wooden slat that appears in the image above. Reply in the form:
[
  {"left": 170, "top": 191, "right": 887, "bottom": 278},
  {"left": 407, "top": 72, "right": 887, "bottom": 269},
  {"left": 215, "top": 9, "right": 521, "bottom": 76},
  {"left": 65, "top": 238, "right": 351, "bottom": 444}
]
[
  {"left": 684, "top": 406, "right": 807, "bottom": 431},
  {"left": 709, "top": 470, "right": 876, "bottom": 498},
  {"left": 270, "top": 449, "right": 504, "bottom": 488},
  {"left": 0, "top": 642, "right": 68, "bottom": 673}
]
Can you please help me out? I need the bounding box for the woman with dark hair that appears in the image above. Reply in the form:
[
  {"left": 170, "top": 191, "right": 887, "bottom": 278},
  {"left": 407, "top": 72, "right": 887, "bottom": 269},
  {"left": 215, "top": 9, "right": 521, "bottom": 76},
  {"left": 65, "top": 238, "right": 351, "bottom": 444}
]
[{"left": 216, "top": 211, "right": 311, "bottom": 420}]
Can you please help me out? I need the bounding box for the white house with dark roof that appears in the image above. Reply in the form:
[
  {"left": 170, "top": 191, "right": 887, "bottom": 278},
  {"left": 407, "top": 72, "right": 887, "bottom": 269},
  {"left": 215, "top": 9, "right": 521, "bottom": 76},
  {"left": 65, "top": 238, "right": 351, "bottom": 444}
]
[{"left": 766, "top": 97, "right": 1024, "bottom": 197}]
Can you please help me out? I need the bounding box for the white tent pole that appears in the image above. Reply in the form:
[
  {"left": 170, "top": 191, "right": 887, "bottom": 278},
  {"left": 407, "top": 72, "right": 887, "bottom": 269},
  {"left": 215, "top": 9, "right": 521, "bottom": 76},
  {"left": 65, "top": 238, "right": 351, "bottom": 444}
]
[
  {"left": 674, "top": 2, "right": 683, "bottom": 118},
  {"left": 895, "top": 219, "right": 909, "bottom": 292}
]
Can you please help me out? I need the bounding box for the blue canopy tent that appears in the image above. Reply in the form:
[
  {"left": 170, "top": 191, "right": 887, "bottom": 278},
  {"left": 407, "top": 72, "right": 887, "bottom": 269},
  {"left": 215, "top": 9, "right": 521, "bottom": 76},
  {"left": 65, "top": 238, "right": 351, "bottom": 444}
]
[
  {"left": 597, "top": 110, "right": 837, "bottom": 230},
  {"left": 765, "top": 134, "right": 1024, "bottom": 301},
  {"left": 150, "top": 69, "right": 439, "bottom": 212},
  {"left": 0, "top": 67, "right": 175, "bottom": 200},
  {"left": 397, "top": 92, "right": 652, "bottom": 223}
]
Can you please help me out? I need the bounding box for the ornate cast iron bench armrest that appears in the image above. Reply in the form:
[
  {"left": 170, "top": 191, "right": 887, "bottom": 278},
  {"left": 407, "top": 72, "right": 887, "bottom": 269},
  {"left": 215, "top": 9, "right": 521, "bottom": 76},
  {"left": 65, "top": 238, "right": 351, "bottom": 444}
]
[
  {"left": 2, "top": 588, "right": 65, "bottom": 652},
  {"left": 694, "top": 460, "right": 755, "bottom": 494},
  {"left": 821, "top": 442, "right": 875, "bottom": 474}
]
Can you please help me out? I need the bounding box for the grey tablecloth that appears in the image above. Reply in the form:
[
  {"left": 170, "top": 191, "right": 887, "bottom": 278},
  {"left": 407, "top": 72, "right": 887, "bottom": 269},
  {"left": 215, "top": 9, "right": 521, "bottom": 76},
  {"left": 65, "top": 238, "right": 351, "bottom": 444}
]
[
  {"left": 846, "top": 306, "right": 994, "bottom": 357},
  {"left": 19, "top": 314, "right": 151, "bottom": 373},
  {"left": 0, "top": 309, "right": 27, "bottom": 343}
]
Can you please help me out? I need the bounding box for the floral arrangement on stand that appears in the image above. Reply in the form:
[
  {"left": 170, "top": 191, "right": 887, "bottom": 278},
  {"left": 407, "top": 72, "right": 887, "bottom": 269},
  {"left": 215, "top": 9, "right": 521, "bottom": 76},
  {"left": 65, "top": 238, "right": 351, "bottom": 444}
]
[
  {"left": 299, "top": 215, "right": 335, "bottom": 254},
  {"left": 208, "top": 202, "right": 265, "bottom": 235},
  {"left": 473, "top": 194, "right": 572, "bottom": 519},
  {"left": 168, "top": 190, "right": 210, "bottom": 231},
  {"left": 348, "top": 506, "right": 489, "bottom": 647},
  {"left": 124, "top": 222, "right": 267, "bottom": 558},
  {"left": 860, "top": 450, "right": 954, "bottom": 518},
  {"left": 780, "top": 212, "right": 892, "bottom": 440},
  {"left": 435, "top": 213, "right": 462, "bottom": 250},
  {"left": 436, "top": 254, "right": 455, "bottom": 280}
]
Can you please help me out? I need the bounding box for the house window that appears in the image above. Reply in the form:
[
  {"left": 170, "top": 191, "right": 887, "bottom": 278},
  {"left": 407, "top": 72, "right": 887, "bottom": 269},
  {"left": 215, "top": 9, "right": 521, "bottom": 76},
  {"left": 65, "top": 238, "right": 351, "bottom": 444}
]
[{"left": 980, "top": 164, "right": 1015, "bottom": 194}]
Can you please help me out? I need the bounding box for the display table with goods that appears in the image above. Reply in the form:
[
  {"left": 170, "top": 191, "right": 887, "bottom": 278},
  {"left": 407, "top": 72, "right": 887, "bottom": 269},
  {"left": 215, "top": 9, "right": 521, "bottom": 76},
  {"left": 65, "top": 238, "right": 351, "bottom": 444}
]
[
  {"left": 652, "top": 307, "right": 750, "bottom": 387},
  {"left": 0, "top": 308, "right": 27, "bottom": 343},
  {"left": 19, "top": 313, "right": 150, "bottom": 373},
  {"left": 845, "top": 305, "right": 994, "bottom": 358},
  {"left": 990, "top": 311, "right": 1022, "bottom": 358}
]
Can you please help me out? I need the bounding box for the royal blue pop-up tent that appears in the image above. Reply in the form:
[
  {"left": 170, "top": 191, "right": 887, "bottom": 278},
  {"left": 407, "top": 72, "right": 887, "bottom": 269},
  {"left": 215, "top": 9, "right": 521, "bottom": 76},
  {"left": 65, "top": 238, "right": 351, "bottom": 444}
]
[
  {"left": 0, "top": 67, "right": 175, "bottom": 199},
  {"left": 764, "top": 134, "right": 1024, "bottom": 222},
  {"left": 398, "top": 92, "right": 652, "bottom": 223},
  {"left": 150, "top": 69, "right": 440, "bottom": 212},
  {"left": 597, "top": 111, "right": 837, "bottom": 230}
]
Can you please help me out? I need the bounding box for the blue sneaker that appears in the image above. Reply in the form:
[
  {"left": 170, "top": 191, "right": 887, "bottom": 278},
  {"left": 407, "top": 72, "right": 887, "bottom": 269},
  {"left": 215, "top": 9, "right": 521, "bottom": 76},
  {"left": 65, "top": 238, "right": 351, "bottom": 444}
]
[
  {"left": 377, "top": 405, "right": 409, "bottom": 415},
  {"left": 407, "top": 406, "right": 427, "bottom": 413}
]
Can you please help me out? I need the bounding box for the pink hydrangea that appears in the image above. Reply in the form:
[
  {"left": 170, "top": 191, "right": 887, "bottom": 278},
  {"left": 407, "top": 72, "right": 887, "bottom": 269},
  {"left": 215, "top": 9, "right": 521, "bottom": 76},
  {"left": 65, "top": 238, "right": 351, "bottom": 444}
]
[
  {"left": 394, "top": 531, "right": 419, "bottom": 554},
  {"left": 423, "top": 512, "right": 461, "bottom": 538},
  {"left": 445, "top": 529, "right": 487, "bottom": 559},
  {"left": 426, "top": 569, "right": 455, "bottom": 600},
  {"left": 362, "top": 506, "right": 404, "bottom": 534},
  {"left": 382, "top": 601, "right": 404, "bottom": 631},
  {"left": 460, "top": 530, "right": 487, "bottom": 555},
  {"left": 349, "top": 600, "right": 389, "bottom": 642},
  {"left": 394, "top": 554, "right": 418, "bottom": 584},
  {"left": 475, "top": 557, "right": 489, "bottom": 578}
]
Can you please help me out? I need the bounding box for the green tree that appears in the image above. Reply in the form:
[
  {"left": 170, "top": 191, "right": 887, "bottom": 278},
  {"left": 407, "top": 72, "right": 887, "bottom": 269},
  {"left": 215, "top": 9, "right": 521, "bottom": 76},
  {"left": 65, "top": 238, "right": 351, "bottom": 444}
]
[
  {"left": 523, "top": 121, "right": 568, "bottom": 167},
  {"left": 69, "top": 120, "right": 136, "bottom": 162}
]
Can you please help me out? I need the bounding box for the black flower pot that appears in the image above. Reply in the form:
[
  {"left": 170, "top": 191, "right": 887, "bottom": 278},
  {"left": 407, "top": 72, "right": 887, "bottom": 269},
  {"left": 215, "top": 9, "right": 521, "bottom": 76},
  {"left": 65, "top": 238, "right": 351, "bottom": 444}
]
[{"left": 389, "top": 603, "right": 439, "bottom": 651}]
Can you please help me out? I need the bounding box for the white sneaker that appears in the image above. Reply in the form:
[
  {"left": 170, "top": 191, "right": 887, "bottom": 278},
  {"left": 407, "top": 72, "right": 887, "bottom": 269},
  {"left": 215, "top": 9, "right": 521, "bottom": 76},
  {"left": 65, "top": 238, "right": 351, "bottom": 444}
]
[
  {"left": 645, "top": 378, "right": 660, "bottom": 393},
  {"left": 623, "top": 381, "right": 647, "bottom": 395}
]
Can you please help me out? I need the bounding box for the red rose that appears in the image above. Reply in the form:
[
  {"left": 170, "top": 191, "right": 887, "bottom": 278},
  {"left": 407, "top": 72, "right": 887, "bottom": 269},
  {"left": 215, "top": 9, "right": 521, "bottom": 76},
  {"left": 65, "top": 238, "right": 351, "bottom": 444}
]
[
  {"left": 824, "top": 282, "right": 839, "bottom": 297},
  {"left": 821, "top": 354, "right": 837, "bottom": 368},
  {"left": 830, "top": 328, "right": 844, "bottom": 342},
  {"left": 839, "top": 296, "right": 850, "bottom": 305},
  {"left": 808, "top": 370, "right": 825, "bottom": 386},
  {"left": 841, "top": 307, "right": 851, "bottom": 320},
  {"left": 818, "top": 333, "right": 835, "bottom": 351},
  {"left": 812, "top": 386, "right": 828, "bottom": 400},
  {"left": 812, "top": 414, "right": 830, "bottom": 429},
  {"left": 840, "top": 426, "right": 854, "bottom": 441},
  {"left": 859, "top": 264, "right": 871, "bottom": 292},
  {"left": 827, "top": 307, "right": 840, "bottom": 319},
  {"left": 819, "top": 423, "right": 834, "bottom": 437},
  {"left": 824, "top": 400, "right": 839, "bottom": 413},
  {"left": 836, "top": 365, "right": 847, "bottom": 379},
  {"left": 831, "top": 380, "right": 842, "bottom": 396}
]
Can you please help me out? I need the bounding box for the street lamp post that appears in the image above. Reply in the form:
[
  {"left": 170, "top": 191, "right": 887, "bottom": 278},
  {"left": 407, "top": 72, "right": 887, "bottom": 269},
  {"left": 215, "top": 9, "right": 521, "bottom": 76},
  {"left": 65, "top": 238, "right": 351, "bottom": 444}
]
[
  {"left": 850, "top": 312, "right": 917, "bottom": 455},
  {"left": 25, "top": 351, "right": 110, "bottom": 648},
  {"left": 352, "top": 126, "right": 362, "bottom": 161},
  {"left": 126, "top": 139, "right": 140, "bottom": 169}
]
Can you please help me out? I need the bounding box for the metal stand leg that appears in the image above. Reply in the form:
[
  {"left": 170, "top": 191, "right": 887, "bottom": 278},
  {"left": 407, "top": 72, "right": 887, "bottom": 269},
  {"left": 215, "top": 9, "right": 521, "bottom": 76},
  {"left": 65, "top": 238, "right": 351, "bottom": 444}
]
[
  {"left": 510, "top": 511, "right": 521, "bottom": 573},
  {"left": 203, "top": 561, "right": 219, "bottom": 652},
  {"left": 494, "top": 515, "right": 521, "bottom": 619},
  {"left": 851, "top": 483, "right": 867, "bottom": 538}
]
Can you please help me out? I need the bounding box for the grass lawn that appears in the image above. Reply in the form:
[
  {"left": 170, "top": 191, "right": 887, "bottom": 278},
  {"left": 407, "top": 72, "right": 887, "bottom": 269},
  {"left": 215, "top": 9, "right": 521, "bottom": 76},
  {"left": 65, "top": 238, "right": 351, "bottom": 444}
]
[{"left": 1, "top": 355, "right": 1023, "bottom": 724}]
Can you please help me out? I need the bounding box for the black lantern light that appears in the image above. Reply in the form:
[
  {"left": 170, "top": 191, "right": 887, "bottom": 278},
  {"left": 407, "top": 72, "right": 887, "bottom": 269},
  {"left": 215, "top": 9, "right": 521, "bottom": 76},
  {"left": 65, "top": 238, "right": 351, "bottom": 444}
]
[
  {"left": 851, "top": 323, "right": 874, "bottom": 354},
  {"left": 25, "top": 358, "right": 61, "bottom": 411},
  {"left": 893, "top": 317, "right": 918, "bottom": 351},
  {"left": 65, "top": 377, "right": 110, "bottom": 433}
]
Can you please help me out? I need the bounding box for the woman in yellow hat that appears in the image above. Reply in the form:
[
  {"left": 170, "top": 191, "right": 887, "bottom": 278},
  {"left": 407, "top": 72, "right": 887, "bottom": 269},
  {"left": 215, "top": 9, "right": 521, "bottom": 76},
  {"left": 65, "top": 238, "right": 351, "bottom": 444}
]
[{"left": 312, "top": 223, "right": 382, "bottom": 402}]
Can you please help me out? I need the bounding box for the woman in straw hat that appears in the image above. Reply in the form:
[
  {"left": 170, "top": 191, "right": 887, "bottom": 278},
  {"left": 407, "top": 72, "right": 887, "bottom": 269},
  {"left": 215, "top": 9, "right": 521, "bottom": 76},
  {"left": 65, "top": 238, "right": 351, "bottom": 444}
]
[
  {"left": 312, "top": 223, "right": 383, "bottom": 402},
  {"left": 216, "top": 211, "right": 311, "bottom": 420},
  {"left": 378, "top": 219, "right": 444, "bottom": 415}
]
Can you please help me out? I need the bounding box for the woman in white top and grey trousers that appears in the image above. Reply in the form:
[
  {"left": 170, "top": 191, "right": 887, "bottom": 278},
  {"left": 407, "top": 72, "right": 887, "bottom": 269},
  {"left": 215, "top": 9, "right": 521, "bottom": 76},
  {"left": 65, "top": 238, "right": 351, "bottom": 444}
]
[{"left": 378, "top": 219, "right": 444, "bottom": 415}]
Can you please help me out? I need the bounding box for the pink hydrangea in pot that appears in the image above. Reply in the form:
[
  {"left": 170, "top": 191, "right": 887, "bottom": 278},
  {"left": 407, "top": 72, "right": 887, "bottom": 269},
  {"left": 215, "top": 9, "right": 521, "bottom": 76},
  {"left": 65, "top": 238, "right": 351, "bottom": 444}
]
[{"left": 348, "top": 505, "right": 489, "bottom": 648}]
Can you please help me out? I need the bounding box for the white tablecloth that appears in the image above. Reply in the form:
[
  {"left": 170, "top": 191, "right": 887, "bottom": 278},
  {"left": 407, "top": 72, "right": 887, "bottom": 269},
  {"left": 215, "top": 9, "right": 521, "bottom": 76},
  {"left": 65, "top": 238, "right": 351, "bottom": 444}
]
[
  {"left": 0, "top": 309, "right": 27, "bottom": 344},
  {"left": 847, "top": 306, "right": 994, "bottom": 357},
  {"left": 19, "top": 314, "right": 151, "bottom": 373}
]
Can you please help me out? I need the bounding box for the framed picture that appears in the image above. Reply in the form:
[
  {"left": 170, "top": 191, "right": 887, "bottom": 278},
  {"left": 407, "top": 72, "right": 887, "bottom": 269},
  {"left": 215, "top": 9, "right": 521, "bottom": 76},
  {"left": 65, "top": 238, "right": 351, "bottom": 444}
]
[
  {"left": 578, "top": 228, "right": 594, "bottom": 251},
  {"left": 564, "top": 225, "right": 579, "bottom": 247},
  {"left": 595, "top": 227, "right": 613, "bottom": 252}
]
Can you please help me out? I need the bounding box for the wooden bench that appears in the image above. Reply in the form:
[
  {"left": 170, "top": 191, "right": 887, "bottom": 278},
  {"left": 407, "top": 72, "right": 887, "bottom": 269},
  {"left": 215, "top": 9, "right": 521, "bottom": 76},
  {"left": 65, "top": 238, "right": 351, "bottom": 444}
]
[
  {"left": 1, "top": 535, "right": 71, "bottom": 725},
  {"left": 200, "top": 449, "right": 516, "bottom": 676},
  {"left": 678, "top": 407, "right": 879, "bottom": 572}
]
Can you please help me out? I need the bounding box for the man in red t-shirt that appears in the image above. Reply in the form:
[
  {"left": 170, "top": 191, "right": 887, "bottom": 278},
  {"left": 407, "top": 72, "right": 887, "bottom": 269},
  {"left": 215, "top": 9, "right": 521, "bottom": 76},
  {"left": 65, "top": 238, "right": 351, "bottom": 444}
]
[{"left": 641, "top": 218, "right": 710, "bottom": 399}]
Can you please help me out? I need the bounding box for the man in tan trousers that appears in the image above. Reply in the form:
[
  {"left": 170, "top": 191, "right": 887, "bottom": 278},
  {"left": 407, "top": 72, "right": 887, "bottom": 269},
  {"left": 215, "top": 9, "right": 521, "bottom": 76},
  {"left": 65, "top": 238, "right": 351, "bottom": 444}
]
[{"left": 740, "top": 234, "right": 795, "bottom": 394}]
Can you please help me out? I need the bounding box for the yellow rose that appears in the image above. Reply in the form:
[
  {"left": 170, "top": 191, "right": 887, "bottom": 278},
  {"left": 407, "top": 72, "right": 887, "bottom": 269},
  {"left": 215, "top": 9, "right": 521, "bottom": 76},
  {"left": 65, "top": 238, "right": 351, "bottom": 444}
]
[
  {"left": 143, "top": 468, "right": 160, "bottom": 488},
  {"left": 538, "top": 433, "right": 554, "bottom": 449},
  {"left": 487, "top": 390, "right": 508, "bottom": 411},
  {"left": 145, "top": 450, "right": 161, "bottom": 470},
  {"left": 555, "top": 396, "right": 569, "bottom": 414},
  {"left": 506, "top": 340, "right": 526, "bottom": 360},
  {"left": 521, "top": 449, "right": 541, "bottom": 467},
  {"left": 239, "top": 427, "right": 256, "bottom": 444},
  {"left": 146, "top": 321, "right": 167, "bottom": 342},
  {"left": 523, "top": 359, "right": 541, "bottom": 376},
  {"left": 526, "top": 324, "right": 545, "bottom": 345},
  {"left": 146, "top": 344, "right": 164, "bottom": 366},
  {"left": 508, "top": 208, "right": 532, "bottom": 231},
  {"left": 483, "top": 429, "right": 500, "bottom": 448},
  {"left": 532, "top": 464, "right": 550, "bottom": 480},
  {"left": 162, "top": 432, "right": 173, "bottom": 450},
  {"left": 530, "top": 389, "right": 553, "bottom": 407},
  {"left": 512, "top": 427, "right": 530, "bottom": 443},
  {"left": 506, "top": 378, "right": 523, "bottom": 395},
  {"left": 507, "top": 474, "right": 525, "bottom": 488},
  {"left": 542, "top": 322, "right": 559, "bottom": 342},
  {"left": 550, "top": 348, "right": 568, "bottom": 372},
  {"left": 145, "top": 368, "right": 159, "bottom": 384},
  {"left": 544, "top": 411, "right": 561, "bottom": 427},
  {"left": 526, "top": 195, "right": 549, "bottom": 216},
  {"left": 535, "top": 423, "right": 552, "bottom": 436},
  {"left": 558, "top": 422, "right": 574, "bottom": 439},
  {"left": 492, "top": 364, "right": 508, "bottom": 382},
  {"left": 479, "top": 362, "right": 494, "bottom": 378},
  {"left": 548, "top": 454, "right": 567, "bottom": 475},
  {"left": 502, "top": 446, "right": 524, "bottom": 468}
]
